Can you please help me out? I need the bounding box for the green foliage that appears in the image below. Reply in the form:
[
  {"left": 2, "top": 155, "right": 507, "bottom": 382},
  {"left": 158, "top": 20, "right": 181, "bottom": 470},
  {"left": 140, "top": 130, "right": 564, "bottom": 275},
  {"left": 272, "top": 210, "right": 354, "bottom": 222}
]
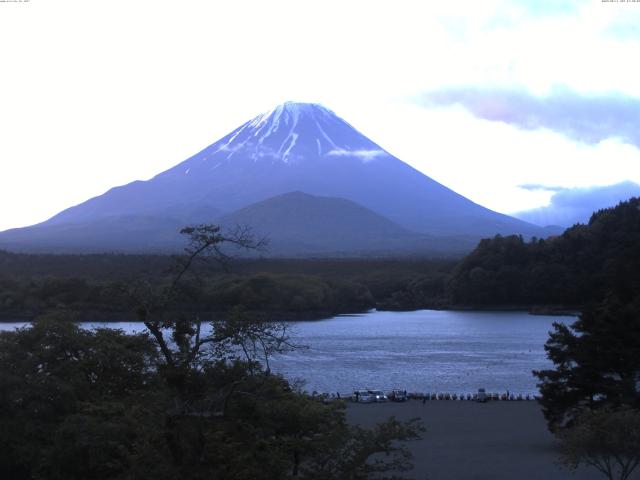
[
  {"left": 558, "top": 407, "right": 640, "bottom": 480},
  {"left": 376, "top": 272, "right": 448, "bottom": 310},
  {"left": 302, "top": 416, "right": 425, "bottom": 480},
  {"left": 534, "top": 295, "right": 640, "bottom": 430},
  {"left": 0, "top": 317, "right": 159, "bottom": 479},
  {"left": 0, "top": 248, "right": 456, "bottom": 321},
  {"left": 203, "top": 273, "right": 374, "bottom": 315},
  {"left": 449, "top": 197, "right": 640, "bottom": 307},
  {"left": 0, "top": 317, "right": 424, "bottom": 480}
]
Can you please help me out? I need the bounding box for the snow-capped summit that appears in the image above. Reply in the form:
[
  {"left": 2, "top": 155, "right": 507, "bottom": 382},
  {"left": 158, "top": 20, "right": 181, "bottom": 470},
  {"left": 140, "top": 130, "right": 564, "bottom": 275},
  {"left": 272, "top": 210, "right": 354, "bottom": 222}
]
[
  {"left": 163, "top": 102, "right": 390, "bottom": 171},
  {"left": 0, "top": 102, "right": 555, "bottom": 253}
]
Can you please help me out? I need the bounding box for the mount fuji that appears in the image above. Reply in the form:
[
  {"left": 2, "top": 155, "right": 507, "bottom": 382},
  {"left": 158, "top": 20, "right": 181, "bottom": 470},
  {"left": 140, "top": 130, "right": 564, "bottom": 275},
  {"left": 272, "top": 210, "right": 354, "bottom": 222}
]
[{"left": 0, "top": 102, "right": 556, "bottom": 255}]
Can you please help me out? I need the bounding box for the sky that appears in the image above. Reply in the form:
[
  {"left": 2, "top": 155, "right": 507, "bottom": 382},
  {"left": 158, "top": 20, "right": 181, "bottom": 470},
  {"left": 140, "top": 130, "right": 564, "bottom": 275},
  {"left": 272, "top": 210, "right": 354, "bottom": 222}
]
[{"left": 1, "top": 0, "right": 640, "bottom": 231}]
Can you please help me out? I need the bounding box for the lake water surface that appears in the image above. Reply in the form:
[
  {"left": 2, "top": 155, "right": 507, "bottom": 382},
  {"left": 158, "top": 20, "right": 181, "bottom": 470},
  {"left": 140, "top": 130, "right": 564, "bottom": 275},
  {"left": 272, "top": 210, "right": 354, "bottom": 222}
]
[{"left": 0, "top": 310, "right": 573, "bottom": 395}]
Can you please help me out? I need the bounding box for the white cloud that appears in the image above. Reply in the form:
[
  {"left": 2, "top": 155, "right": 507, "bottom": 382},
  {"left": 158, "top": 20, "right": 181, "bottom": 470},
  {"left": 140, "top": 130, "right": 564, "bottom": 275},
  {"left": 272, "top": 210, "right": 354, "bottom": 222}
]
[
  {"left": 326, "top": 149, "right": 388, "bottom": 162},
  {"left": 347, "top": 103, "right": 640, "bottom": 214},
  {"left": 513, "top": 181, "right": 640, "bottom": 227}
]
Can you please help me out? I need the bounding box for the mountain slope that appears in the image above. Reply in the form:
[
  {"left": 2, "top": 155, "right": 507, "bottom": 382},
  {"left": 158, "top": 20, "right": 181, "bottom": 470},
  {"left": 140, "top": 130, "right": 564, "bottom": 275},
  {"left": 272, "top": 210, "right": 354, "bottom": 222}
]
[
  {"left": 0, "top": 215, "right": 187, "bottom": 253},
  {"left": 0, "top": 102, "right": 554, "bottom": 254},
  {"left": 41, "top": 102, "right": 545, "bottom": 235}
]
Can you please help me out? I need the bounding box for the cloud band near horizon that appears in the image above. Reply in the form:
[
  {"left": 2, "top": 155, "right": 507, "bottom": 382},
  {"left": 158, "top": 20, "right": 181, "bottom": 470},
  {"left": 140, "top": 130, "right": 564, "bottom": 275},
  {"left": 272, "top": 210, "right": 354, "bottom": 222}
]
[
  {"left": 514, "top": 181, "right": 640, "bottom": 227},
  {"left": 420, "top": 88, "right": 640, "bottom": 148}
]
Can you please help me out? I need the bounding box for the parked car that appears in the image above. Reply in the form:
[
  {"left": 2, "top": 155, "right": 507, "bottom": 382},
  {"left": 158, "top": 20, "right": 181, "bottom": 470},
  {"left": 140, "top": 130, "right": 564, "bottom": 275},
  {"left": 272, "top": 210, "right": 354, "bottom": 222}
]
[
  {"left": 390, "top": 390, "right": 408, "bottom": 402},
  {"left": 368, "top": 390, "right": 388, "bottom": 402},
  {"left": 477, "top": 388, "right": 487, "bottom": 403},
  {"left": 352, "top": 390, "right": 374, "bottom": 403}
]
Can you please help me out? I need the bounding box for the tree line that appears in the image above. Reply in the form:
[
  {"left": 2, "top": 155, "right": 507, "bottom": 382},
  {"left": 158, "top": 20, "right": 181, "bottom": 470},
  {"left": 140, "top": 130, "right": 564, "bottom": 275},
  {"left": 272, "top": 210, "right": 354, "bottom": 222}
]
[
  {"left": 448, "top": 198, "right": 640, "bottom": 308},
  {"left": 0, "top": 254, "right": 453, "bottom": 320},
  {"left": 530, "top": 199, "right": 640, "bottom": 480}
]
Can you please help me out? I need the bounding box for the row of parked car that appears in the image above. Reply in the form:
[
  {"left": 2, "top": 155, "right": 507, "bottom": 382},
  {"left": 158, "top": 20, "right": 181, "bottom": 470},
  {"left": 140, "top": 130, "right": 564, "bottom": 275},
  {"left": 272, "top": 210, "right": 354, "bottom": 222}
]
[
  {"left": 350, "top": 388, "right": 536, "bottom": 403},
  {"left": 473, "top": 389, "right": 535, "bottom": 402},
  {"left": 351, "top": 389, "right": 408, "bottom": 403}
]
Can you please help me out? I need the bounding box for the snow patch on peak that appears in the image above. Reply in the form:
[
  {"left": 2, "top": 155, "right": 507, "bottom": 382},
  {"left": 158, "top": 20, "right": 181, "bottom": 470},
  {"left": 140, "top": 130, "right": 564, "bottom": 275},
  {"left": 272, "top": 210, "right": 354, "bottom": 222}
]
[
  {"left": 314, "top": 120, "right": 338, "bottom": 150},
  {"left": 281, "top": 133, "right": 298, "bottom": 163},
  {"left": 184, "top": 101, "right": 384, "bottom": 169},
  {"left": 243, "top": 102, "right": 333, "bottom": 159},
  {"left": 281, "top": 100, "right": 330, "bottom": 111},
  {"left": 264, "top": 101, "right": 334, "bottom": 121}
]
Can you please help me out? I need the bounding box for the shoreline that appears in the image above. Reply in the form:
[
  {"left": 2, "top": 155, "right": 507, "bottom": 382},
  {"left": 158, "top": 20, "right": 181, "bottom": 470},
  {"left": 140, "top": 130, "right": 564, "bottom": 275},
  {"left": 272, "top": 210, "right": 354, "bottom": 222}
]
[
  {"left": 0, "top": 304, "right": 580, "bottom": 323},
  {"left": 0, "top": 309, "right": 346, "bottom": 323}
]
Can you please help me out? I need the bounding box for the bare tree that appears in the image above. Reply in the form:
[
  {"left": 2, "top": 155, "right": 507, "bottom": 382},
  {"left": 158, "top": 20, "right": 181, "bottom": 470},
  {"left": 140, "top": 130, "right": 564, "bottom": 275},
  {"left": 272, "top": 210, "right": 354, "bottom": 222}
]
[
  {"left": 210, "top": 306, "right": 300, "bottom": 374},
  {"left": 131, "top": 224, "right": 294, "bottom": 387},
  {"left": 128, "top": 224, "right": 303, "bottom": 467}
]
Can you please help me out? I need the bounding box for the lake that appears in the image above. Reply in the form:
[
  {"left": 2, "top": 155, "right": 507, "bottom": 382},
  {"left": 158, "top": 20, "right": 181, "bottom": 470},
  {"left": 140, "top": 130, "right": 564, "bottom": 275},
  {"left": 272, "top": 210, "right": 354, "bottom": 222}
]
[{"left": 0, "top": 310, "right": 573, "bottom": 395}]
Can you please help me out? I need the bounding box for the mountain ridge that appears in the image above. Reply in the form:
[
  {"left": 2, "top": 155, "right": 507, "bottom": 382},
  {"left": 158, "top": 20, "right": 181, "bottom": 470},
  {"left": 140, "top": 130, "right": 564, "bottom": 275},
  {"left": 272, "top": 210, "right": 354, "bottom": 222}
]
[{"left": 0, "top": 102, "right": 558, "bottom": 255}]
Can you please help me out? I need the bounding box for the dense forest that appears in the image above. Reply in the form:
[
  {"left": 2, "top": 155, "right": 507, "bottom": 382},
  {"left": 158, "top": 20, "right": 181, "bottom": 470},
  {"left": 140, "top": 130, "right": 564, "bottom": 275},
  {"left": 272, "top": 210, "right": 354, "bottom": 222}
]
[
  {"left": 0, "top": 253, "right": 454, "bottom": 320},
  {"left": 448, "top": 197, "right": 640, "bottom": 309}
]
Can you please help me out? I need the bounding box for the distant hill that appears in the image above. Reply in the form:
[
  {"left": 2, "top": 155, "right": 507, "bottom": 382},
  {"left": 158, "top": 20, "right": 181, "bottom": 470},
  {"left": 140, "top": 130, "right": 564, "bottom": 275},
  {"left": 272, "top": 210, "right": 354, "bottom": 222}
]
[
  {"left": 217, "top": 191, "right": 477, "bottom": 256},
  {"left": 0, "top": 101, "right": 555, "bottom": 255}
]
